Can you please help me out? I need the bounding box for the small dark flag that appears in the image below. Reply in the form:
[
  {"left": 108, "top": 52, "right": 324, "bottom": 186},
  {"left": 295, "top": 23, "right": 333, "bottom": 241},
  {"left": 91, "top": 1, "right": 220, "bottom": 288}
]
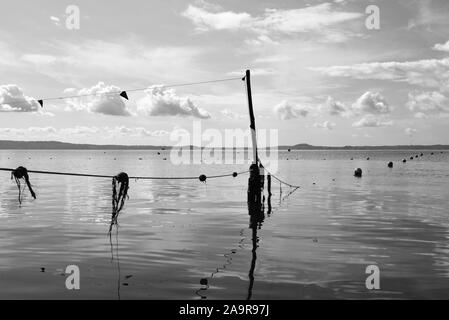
[
  {"left": 37, "top": 100, "right": 43, "bottom": 108},
  {"left": 119, "top": 91, "right": 129, "bottom": 100}
]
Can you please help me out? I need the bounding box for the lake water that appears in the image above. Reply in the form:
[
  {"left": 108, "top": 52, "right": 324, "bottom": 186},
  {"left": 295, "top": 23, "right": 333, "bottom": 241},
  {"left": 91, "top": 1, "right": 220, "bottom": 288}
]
[{"left": 0, "top": 149, "right": 448, "bottom": 299}]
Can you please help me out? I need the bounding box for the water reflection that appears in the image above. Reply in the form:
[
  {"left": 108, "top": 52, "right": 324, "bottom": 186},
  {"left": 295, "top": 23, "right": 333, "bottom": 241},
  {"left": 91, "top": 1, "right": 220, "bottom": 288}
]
[
  {"left": 195, "top": 228, "right": 247, "bottom": 299},
  {"left": 109, "top": 223, "right": 121, "bottom": 300},
  {"left": 195, "top": 184, "right": 300, "bottom": 300},
  {"left": 247, "top": 202, "right": 265, "bottom": 300}
]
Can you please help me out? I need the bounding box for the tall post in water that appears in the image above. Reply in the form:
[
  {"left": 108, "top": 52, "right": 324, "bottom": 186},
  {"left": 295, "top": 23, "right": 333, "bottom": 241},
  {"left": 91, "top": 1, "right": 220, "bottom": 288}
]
[
  {"left": 245, "top": 70, "right": 258, "bottom": 164},
  {"left": 244, "top": 70, "right": 261, "bottom": 209}
]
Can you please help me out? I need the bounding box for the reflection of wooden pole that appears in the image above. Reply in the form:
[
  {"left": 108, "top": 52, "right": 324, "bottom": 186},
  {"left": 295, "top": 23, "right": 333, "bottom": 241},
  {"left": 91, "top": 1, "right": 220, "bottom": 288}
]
[
  {"left": 247, "top": 163, "right": 261, "bottom": 206},
  {"left": 267, "top": 174, "right": 272, "bottom": 215},
  {"left": 267, "top": 174, "right": 272, "bottom": 196},
  {"left": 247, "top": 202, "right": 264, "bottom": 300},
  {"left": 246, "top": 225, "right": 257, "bottom": 300}
]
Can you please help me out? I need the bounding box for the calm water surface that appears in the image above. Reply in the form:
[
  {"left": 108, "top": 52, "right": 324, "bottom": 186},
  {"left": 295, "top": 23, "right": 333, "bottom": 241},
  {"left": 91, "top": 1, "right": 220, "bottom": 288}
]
[{"left": 0, "top": 150, "right": 448, "bottom": 299}]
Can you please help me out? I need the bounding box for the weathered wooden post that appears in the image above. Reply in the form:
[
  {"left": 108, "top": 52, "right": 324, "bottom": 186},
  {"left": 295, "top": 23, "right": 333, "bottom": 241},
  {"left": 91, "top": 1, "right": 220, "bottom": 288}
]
[{"left": 244, "top": 69, "right": 261, "bottom": 210}]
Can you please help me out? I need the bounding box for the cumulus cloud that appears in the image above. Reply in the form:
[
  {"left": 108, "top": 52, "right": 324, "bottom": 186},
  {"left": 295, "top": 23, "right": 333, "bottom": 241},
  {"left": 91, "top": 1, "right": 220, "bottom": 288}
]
[
  {"left": 312, "top": 57, "right": 449, "bottom": 89},
  {"left": 64, "top": 82, "right": 131, "bottom": 116},
  {"left": 405, "top": 128, "right": 418, "bottom": 136},
  {"left": 352, "top": 116, "right": 393, "bottom": 128},
  {"left": 313, "top": 121, "right": 336, "bottom": 130},
  {"left": 182, "top": 4, "right": 251, "bottom": 32},
  {"left": 433, "top": 40, "right": 449, "bottom": 52},
  {"left": 182, "top": 2, "right": 363, "bottom": 43},
  {"left": 321, "top": 96, "right": 347, "bottom": 116},
  {"left": 352, "top": 91, "right": 391, "bottom": 115},
  {"left": 138, "top": 86, "right": 211, "bottom": 119},
  {"left": 406, "top": 91, "right": 449, "bottom": 117},
  {"left": 0, "top": 84, "right": 40, "bottom": 112},
  {"left": 273, "top": 100, "right": 309, "bottom": 120}
]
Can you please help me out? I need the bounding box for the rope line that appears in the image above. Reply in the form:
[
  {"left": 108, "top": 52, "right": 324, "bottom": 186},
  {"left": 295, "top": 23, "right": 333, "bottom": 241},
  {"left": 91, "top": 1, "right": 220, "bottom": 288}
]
[
  {"left": 0, "top": 76, "right": 242, "bottom": 109},
  {"left": 0, "top": 167, "right": 249, "bottom": 180},
  {"left": 260, "top": 162, "right": 301, "bottom": 189}
]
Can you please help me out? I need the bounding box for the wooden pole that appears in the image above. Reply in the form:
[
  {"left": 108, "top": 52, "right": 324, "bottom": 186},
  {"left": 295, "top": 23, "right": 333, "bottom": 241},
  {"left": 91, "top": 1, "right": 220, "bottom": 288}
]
[
  {"left": 244, "top": 69, "right": 258, "bottom": 165},
  {"left": 244, "top": 69, "right": 261, "bottom": 208}
]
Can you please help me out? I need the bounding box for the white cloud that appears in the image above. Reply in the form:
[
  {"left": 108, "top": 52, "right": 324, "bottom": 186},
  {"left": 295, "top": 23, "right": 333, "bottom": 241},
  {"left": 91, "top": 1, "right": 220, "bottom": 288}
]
[
  {"left": 414, "top": 112, "right": 428, "bottom": 119},
  {"left": 138, "top": 86, "right": 211, "bottom": 119},
  {"left": 312, "top": 57, "right": 449, "bottom": 89},
  {"left": 406, "top": 91, "right": 449, "bottom": 117},
  {"left": 50, "top": 16, "right": 61, "bottom": 26},
  {"left": 405, "top": 128, "right": 418, "bottom": 136},
  {"left": 221, "top": 109, "right": 246, "bottom": 119},
  {"left": 407, "top": 0, "right": 449, "bottom": 30},
  {"left": 433, "top": 40, "right": 449, "bottom": 52},
  {"left": 182, "top": 4, "right": 252, "bottom": 32},
  {"left": 60, "top": 126, "right": 100, "bottom": 135},
  {"left": 227, "top": 68, "right": 275, "bottom": 76},
  {"left": 321, "top": 96, "right": 347, "bottom": 116},
  {"left": 313, "top": 121, "right": 336, "bottom": 130},
  {"left": 273, "top": 100, "right": 309, "bottom": 120},
  {"left": 16, "top": 40, "right": 203, "bottom": 85},
  {"left": 28, "top": 127, "right": 57, "bottom": 134},
  {"left": 254, "top": 54, "right": 292, "bottom": 63},
  {"left": 108, "top": 126, "right": 170, "bottom": 137},
  {"left": 0, "top": 84, "right": 40, "bottom": 112},
  {"left": 352, "top": 91, "right": 390, "bottom": 115},
  {"left": 352, "top": 116, "right": 393, "bottom": 128},
  {"left": 64, "top": 82, "right": 131, "bottom": 116},
  {"left": 0, "top": 126, "right": 170, "bottom": 139},
  {"left": 182, "top": 2, "right": 363, "bottom": 43}
]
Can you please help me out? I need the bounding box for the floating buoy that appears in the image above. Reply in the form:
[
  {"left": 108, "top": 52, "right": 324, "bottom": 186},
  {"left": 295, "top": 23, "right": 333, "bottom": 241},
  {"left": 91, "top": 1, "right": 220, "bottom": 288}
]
[
  {"left": 420, "top": 153, "right": 423, "bottom": 157},
  {"left": 410, "top": 157, "right": 414, "bottom": 160},
  {"left": 350, "top": 158, "right": 354, "bottom": 160},
  {"left": 415, "top": 155, "right": 418, "bottom": 158},
  {"left": 431, "top": 152, "right": 434, "bottom": 155},
  {"left": 232, "top": 172, "right": 238, "bottom": 177},
  {"left": 354, "top": 168, "right": 362, "bottom": 177},
  {"left": 388, "top": 162, "right": 393, "bottom": 168},
  {"left": 157, "top": 152, "right": 160, "bottom": 155},
  {"left": 366, "top": 157, "right": 370, "bottom": 160},
  {"left": 288, "top": 148, "right": 291, "bottom": 152},
  {"left": 199, "top": 174, "right": 207, "bottom": 182},
  {"left": 402, "top": 159, "right": 407, "bottom": 163}
]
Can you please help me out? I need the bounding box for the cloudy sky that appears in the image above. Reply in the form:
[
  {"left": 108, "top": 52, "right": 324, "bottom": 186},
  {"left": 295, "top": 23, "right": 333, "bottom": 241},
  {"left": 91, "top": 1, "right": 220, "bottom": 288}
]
[{"left": 1, "top": 0, "right": 448, "bottom": 146}]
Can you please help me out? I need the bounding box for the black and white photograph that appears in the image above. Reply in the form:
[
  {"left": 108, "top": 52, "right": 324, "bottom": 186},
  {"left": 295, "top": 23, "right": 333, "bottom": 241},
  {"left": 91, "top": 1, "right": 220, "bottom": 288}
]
[{"left": 0, "top": 0, "right": 448, "bottom": 306}]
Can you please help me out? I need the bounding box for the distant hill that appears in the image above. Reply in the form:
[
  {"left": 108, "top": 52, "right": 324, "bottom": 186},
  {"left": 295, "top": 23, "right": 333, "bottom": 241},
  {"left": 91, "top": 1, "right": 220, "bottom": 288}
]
[
  {"left": 0, "top": 140, "right": 448, "bottom": 150},
  {"left": 279, "top": 143, "right": 449, "bottom": 150},
  {"left": 0, "top": 140, "right": 169, "bottom": 150}
]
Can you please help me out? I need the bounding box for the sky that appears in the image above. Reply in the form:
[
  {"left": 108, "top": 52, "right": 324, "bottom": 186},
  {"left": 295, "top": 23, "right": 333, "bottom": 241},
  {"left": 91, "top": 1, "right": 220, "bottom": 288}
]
[{"left": 0, "top": 0, "right": 448, "bottom": 146}]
